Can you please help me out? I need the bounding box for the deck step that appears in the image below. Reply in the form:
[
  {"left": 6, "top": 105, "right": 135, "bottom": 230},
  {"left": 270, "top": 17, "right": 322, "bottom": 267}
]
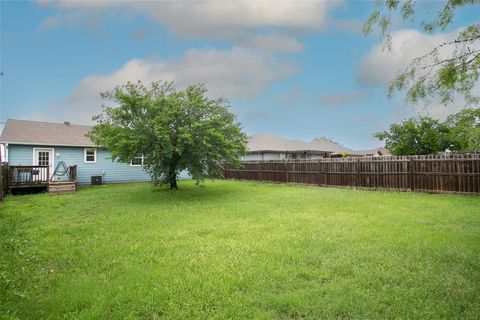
[{"left": 48, "top": 181, "right": 77, "bottom": 194}]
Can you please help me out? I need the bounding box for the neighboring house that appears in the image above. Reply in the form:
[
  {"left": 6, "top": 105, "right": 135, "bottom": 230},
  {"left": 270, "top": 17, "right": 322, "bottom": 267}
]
[
  {"left": 243, "top": 132, "right": 390, "bottom": 160},
  {"left": 0, "top": 119, "right": 156, "bottom": 185}
]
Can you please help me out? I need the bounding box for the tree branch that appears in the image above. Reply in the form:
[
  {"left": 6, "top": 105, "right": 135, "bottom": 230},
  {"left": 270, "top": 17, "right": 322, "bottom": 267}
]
[
  {"left": 419, "top": 49, "right": 480, "bottom": 71},
  {"left": 412, "top": 35, "right": 480, "bottom": 65}
]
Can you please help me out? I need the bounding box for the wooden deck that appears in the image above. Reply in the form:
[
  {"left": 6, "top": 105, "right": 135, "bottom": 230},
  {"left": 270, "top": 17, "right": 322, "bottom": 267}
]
[
  {"left": 7, "top": 165, "right": 78, "bottom": 193},
  {"left": 8, "top": 165, "right": 50, "bottom": 188}
]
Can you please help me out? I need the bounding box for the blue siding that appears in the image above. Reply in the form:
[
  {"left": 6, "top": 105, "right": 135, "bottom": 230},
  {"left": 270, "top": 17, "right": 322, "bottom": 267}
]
[
  {"left": 8, "top": 144, "right": 34, "bottom": 165},
  {"left": 8, "top": 144, "right": 189, "bottom": 184}
]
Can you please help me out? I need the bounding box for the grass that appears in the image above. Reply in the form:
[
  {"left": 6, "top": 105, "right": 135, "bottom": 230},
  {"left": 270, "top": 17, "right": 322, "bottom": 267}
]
[{"left": 1, "top": 180, "right": 480, "bottom": 319}]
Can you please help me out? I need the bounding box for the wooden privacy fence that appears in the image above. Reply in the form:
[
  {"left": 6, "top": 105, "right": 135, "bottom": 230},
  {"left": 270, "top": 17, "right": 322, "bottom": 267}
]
[{"left": 223, "top": 154, "right": 480, "bottom": 195}]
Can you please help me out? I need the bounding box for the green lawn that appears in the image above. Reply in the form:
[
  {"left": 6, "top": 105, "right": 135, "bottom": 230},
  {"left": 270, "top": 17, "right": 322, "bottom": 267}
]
[{"left": 1, "top": 180, "right": 480, "bottom": 319}]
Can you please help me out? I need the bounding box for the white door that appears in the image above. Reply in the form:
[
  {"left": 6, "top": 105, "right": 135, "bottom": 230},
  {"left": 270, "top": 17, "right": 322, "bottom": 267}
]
[{"left": 33, "top": 148, "right": 54, "bottom": 180}]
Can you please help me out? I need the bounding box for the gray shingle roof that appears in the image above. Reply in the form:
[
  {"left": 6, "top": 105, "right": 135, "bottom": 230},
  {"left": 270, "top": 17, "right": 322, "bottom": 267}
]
[
  {"left": 308, "top": 138, "right": 352, "bottom": 154},
  {"left": 247, "top": 132, "right": 350, "bottom": 153},
  {"left": 0, "top": 119, "right": 95, "bottom": 147}
]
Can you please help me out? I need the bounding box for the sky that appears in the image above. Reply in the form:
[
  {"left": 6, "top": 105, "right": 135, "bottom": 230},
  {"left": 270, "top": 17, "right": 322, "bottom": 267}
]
[{"left": 1, "top": 0, "right": 479, "bottom": 149}]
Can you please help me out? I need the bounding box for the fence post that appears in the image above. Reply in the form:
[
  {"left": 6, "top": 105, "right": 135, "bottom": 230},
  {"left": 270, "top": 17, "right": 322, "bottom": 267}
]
[
  {"left": 408, "top": 158, "right": 414, "bottom": 191},
  {"left": 285, "top": 161, "right": 288, "bottom": 183},
  {"left": 317, "top": 159, "right": 321, "bottom": 186},
  {"left": 356, "top": 158, "right": 360, "bottom": 187},
  {"left": 259, "top": 161, "right": 263, "bottom": 181}
]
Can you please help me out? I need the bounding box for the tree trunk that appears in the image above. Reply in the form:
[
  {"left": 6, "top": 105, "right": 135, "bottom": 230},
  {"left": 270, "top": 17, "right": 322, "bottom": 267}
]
[
  {"left": 169, "top": 165, "right": 178, "bottom": 189},
  {"left": 170, "top": 176, "right": 178, "bottom": 189},
  {"left": 168, "top": 157, "right": 179, "bottom": 189}
]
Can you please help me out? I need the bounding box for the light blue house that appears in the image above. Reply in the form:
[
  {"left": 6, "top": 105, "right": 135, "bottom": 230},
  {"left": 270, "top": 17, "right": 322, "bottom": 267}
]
[{"left": 0, "top": 119, "right": 158, "bottom": 185}]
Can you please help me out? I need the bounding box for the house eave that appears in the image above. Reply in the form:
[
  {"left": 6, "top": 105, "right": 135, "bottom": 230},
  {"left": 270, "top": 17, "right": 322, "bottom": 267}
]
[{"left": 0, "top": 141, "right": 97, "bottom": 148}]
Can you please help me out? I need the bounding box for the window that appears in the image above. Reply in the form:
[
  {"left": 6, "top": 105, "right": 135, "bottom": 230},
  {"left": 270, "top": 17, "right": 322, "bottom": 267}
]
[
  {"left": 130, "top": 154, "right": 144, "bottom": 166},
  {"left": 84, "top": 148, "right": 96, "bottom": 163},
  {"left": 37, "top": 151, "right": 50, "bottom": 166}
]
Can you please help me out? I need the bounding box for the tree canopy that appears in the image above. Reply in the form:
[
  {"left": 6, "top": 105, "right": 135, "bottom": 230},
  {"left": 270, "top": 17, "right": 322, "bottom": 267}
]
[
  {"left": 88, "top": 81, "right": 247, "bottom": 189},
  {"left": 445, "top": 107, "right": 480, "bottom": 151},
  {"left": 375, "top": 108, "right": 480, "bottom": 155},
  {"left": 364, "top": 0, "right": 480, "bottom": 106}
]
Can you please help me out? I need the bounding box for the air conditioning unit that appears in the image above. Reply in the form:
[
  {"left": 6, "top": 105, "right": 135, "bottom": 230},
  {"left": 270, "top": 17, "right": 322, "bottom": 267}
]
[{"left": 91, "top": 175, "right": 103, "bottom": 185}]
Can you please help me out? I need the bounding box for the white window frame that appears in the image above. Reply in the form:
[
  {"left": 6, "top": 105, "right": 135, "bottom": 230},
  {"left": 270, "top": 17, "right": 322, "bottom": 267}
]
[
  {"left": 84, "top": 148, "right": 97, "bottom": 163},
  {"left": 130, "top": 153, "right": 144, "bottom": 167}
]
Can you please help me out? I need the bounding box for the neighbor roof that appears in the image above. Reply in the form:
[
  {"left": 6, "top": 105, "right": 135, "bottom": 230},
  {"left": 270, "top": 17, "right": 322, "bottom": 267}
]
[
  {"left": 247, "top": 133, "right": 350, "bottom": 153},
  {"left": 308, "top": 138, "right": 352, "bottom": 154},
  {"left": 355, "top": 147, "right": 391, "bottom": 156},
  {"left": 0, "top": 119, "right": 95, "bottom": 147}
]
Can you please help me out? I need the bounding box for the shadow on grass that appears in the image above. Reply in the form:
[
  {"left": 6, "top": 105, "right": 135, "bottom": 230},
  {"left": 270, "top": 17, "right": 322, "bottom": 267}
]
[
  {"left": 148, "top": 180, "right": 240, "bottom": 202},
  {"left": 76, "top": 180, "right": 244, "bottom": 208}
]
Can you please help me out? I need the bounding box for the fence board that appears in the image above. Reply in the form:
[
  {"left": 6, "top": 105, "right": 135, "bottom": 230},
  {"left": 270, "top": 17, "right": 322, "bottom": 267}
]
[{"left": 223, "top": 154, "right": 480, "bottom": 195}]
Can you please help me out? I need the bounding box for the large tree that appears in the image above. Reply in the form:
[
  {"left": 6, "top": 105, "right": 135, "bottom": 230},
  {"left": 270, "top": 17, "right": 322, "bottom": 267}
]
[
  {"left": 88, "top": 81, "right": 247, "bottom": 189},
  {"left": 364, "top": 0, "right": 480, "bottom": 106},
  {"left": 445, "top": 107, "right": 480, "bottom": 152},
  {"left": 375, "top": 107, "right": 480, "bottom": 155}
]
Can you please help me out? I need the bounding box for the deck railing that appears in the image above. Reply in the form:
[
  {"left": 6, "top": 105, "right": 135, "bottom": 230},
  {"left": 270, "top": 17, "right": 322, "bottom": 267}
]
[
  {"left": 5, "top": 164, "right": 78, "bottom": 191},
  {"left": 8, "top": 165, "right": 50, "bottom": 186},
  {"left": 69, "top": 165, "right": 77, "bottom": 181}
]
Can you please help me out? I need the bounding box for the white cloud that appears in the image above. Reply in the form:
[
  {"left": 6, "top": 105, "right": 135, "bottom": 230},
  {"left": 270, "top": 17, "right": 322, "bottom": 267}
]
[
  {"left": 39, "top": 1, "right": 332, "bottom": 31},
  {"left": 358, "top": 28, "right": 462, "bottom": 86},
  {"left": 394, "top": 85, "right": 480, "bottom": 121},
  {"left": 359, "top": 28, "right": 480, "bottom": 119},
  {"left": 37, "top": 0, "right": 337, "bottom": 51},
  {"left": 36, "top": 47, "right": 297, "bottom": 124}
]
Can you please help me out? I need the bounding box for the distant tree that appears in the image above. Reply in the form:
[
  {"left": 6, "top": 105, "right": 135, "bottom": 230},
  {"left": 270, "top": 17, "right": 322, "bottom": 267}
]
[
  {"left": 88, "top": 81, "right": 247, "bottom": 189},
  {"left": 374, "top": 116, "right": 453, "bottom": 155},
  {"left": 375, "top": 107, "right": 480, "bottom": 155},
  {"left": 364, "top": 0, "right": 480, "bottom": 106},
  {"left": 445, "top": 107, "right": 480, "bottom": 152}
]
